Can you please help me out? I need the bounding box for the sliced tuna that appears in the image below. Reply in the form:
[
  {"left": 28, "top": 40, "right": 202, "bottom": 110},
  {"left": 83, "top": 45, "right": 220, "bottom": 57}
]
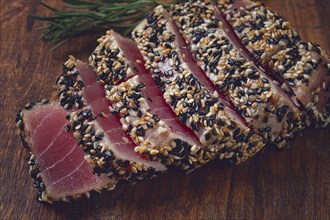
[
  {"left": 16, "top": 100, "right": 114, "bottom": 203},
  {"left": 217, "top": 0, "right": 300, "bottom": 65},
  {"left": 216, "top": 0, "right": 330, "bottom": 127},
  {"left": 107, "top": 75, "right": 210, "bottom": 171},
  {"left": 57, "top": 57, "right": 166, "bottom": 182},
  {"left": 171, "top": 0, "right": 306, "bottom": 148},
  {"left": 90, "top": 30, "right": 211, "bottom": 171},
  {"left": 132, "top": 5, "right": 265, "bottom": 163},
  {"left": 89, "top": 31, "right": 136, "bottom": 85}
]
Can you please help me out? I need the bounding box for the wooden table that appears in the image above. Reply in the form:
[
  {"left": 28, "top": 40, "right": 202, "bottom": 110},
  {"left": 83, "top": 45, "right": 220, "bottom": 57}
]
[{"left": 1, "top": 0, "right": 329, "bottom": 219}]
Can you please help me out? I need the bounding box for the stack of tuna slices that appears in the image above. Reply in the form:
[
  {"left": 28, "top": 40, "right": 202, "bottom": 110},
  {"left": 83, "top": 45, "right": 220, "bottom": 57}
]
[{"left": 16, "top": 0, "right": 330, "bottom": 203}]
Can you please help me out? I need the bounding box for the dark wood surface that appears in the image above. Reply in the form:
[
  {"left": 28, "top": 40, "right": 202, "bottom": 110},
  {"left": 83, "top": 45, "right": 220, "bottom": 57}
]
[{"left": 1, "top": 0, "right": 329, "bottom": 219}]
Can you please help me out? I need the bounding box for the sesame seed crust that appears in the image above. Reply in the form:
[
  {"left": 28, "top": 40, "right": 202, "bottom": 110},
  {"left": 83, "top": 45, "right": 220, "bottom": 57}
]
[
  {"left": 218, "top": 0, "right": 330, "bottom": 128},
  {"left": 15, "top": 100, "right": 114, "bottom": 203},
  {"left": 57, "top": 56, "right": 86, "bottom": 110},
  {"left": 89, "top": 30, "right": 133, "bottom": 85},
  {"left": 132, "top": 5, "right": 264, "bottom": 163},
  {"left": 270, "top": 42, "right": 330, "bottom": 127},
  {"left": 217, "top": 0, "right": 300, "bottom": 65},
  {"left": 171, "top": 0, "right": 306, "bottom": 147},
  {"left": 106, "top": 75, "right": 210, "bottom": 171}
]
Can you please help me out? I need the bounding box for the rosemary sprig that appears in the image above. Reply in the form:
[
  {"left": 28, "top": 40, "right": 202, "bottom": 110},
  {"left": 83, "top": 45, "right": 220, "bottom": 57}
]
[{"left": 31, "top": 0, "right": 176, "bottom": 51}]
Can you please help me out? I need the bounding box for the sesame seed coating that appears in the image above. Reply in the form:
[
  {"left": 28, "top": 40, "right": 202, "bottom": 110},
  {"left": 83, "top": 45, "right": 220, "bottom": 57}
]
[
  {"left": 218, "top": 0, "right": 330, "bottom": 127},
  {"left": 218, "top": 0, "right": 300, "bottom": 64},
  {"left": 218, "top": 0, "right": 330, "bottom": 128},
  {"left": 106, "top": 75, "right": 210, "bottom": 171},
  {"left": 270, "top": 41, "right": 330, "bottom": 127},
  {"left": 132, "top": 5, "right": 264, "bottom": 163},
  {"left": 57, "top": 56, "right": 85, "bottom": 110},
  {"left": 171, "top": 0, "right": 306, "bottom": 147},
  {"left": 89, "top": 30, "right": 133, "bottom": 85}
]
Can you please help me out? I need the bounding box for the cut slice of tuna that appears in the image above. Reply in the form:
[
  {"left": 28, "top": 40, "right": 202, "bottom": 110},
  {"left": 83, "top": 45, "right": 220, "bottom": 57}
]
[
  {"left": 89, "top": 31, "right": 136, "bottom": 85},
  {"left": 90, "top": 30, "right": 212, "bottom": 171},
  {"left": 15, "top": 100, "right": 115, "bottom": 203},
  {"left": 107, "top": 75, "right": 210, "bottom": 171},
  {"left": 57, "top": 57, "right": 166, "bottom": 182},
  {"left": 217, "top": 0, "right": 300, "bottom": 65},
  {"left": 132, "top": 5, "right": 265, "bottom": 163},
  {"left": 171, "top": 0, "right": 306, "bottom": 148},
  {"left": 216, "top": 0, "right": 330, "bottom": 127}
]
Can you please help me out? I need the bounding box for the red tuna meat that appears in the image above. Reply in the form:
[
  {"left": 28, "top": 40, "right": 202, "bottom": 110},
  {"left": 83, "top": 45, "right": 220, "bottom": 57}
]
[{"left": 16, "top": 100, "right": 114, "bottom": 203}]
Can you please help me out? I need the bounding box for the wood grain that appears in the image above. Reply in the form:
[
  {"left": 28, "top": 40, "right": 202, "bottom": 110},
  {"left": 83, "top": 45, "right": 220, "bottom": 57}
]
[{"left": 1, "top": 0, "right": 329, "bottom": 219}]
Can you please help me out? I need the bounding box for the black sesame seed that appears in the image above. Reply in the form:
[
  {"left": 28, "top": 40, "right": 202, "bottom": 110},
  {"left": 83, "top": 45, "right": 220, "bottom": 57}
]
[
  {"left": 212, "top": 138, "right": 219, "bottom": 145},
  {"left": 153, "top": 115, "right": 160, "bottom": 122},
  {"left": 191, "top": 121, "right": 199, "bottom": 131},
  {"left": 65, "top": 125, "right": 71, "bottom": 131},
  {"left": 137, "top": 110, "right": 143, "bottom": 118},
  {"left": 146, "top": 122, "right": 154, "bottom": 128},
  {"left": 261, "top": 78, "right": 269, "bottom": 83},
  {"left": 205, "top": 133, "right": 211, "bottom": 141}
]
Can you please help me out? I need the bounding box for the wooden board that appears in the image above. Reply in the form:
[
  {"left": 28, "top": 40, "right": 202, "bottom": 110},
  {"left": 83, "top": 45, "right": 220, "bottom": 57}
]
[{"left": 1, "top": 0, "right": 329, "bottom": 219}]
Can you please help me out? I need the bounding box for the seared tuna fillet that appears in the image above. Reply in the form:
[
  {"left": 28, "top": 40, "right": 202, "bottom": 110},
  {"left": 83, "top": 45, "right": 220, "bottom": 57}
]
[
  {"left": 16, "top": 0, "right": 330, "bottom": 205},
  {"left": 90, "top": 31, "right": 210, "bottom": 171},
  {"left": 217, "top": 0, "right": 330, "bottom": 127},
  {"left": 57, "top": 57, "right": 166, "bottom": 182},
  {"left": 132, "top": 6, "right": 264, "bottom": 163},
  {"left": 171, "top": 0, "right": 306, "bottom": 147},
  {"left": 15, "top": 100, "right": 115, "bottom": 203}
]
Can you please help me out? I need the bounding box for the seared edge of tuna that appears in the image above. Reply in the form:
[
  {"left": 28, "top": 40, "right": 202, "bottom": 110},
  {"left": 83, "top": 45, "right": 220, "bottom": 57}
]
[
  {"left": 171, "top": 0, "right": 306, "bottom": 148},
  {"left": 15, "top": 100, "right": 115, "bottom": 203},
  {"left": 132, "top": 5, "right": 264, "bottom": 163},
  {"left": 16, "top": 100, "right": 50, "bottom": 202},
  {"left": 59, "top": 57, "right": 166, "bottom": 183}
]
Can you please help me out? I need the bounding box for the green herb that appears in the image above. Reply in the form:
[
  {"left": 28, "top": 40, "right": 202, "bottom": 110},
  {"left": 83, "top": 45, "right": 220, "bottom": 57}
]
[{"left": 31, "top": 0, "right": 176, "bottom": 51}]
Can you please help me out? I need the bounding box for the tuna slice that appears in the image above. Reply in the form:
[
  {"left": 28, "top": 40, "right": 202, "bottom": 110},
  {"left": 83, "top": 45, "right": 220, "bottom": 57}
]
[
  {"left": 171, "top": 0, "right": 306, "bottom": 148},
  {"left": 90, "top": 30, "right": 211, "bottom": 171},
  {"left": 132, "top": 5, "right": 265, "bottom": 163},
  {"left": 57, "top": 57, "right": 166, "bottom": 182},
  {"left": 269, "top": 42, "right": 330, "bottom": 127},
  {"left": 217, "top": 0, "right": 300, "bottom": 65},
  {"left": 217, "top": 0, "right": 330, "bottom": 127},
  {"left": 15, "top": 100, "right": 115, "bottom": 203}
]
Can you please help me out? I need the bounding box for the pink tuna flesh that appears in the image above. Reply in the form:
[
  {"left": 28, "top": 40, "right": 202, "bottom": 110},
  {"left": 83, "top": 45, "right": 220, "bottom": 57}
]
[{"left": 21, "top": 102, "right": 112, "bottom": 202}]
